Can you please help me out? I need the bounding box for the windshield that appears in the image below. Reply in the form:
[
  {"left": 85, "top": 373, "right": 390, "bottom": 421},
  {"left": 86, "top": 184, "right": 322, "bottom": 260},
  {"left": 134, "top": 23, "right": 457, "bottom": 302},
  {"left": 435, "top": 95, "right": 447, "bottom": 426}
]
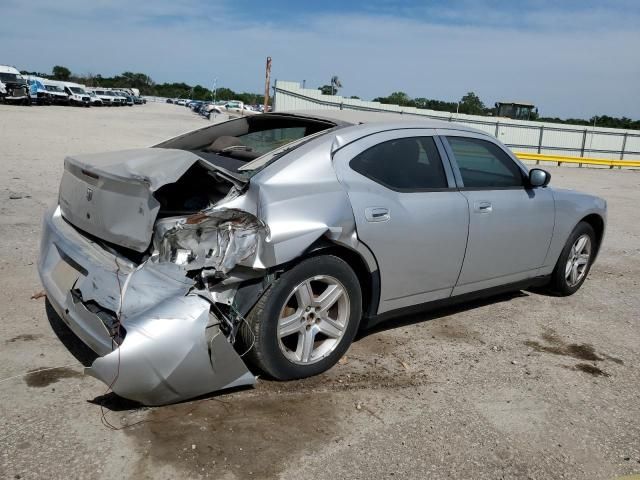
[
  {"left": 0, "top": 73, "right": 20, "bottom": 83},
  {"left": 45, "top": 85, "right": 64, "bottom": 92},
  {"left": 70, "top": 87, "right": 85, "bottom": 94}
]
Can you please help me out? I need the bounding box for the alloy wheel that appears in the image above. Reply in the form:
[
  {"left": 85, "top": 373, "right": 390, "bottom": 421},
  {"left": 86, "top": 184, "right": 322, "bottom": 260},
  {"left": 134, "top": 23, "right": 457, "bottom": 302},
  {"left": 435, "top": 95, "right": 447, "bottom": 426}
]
[
  {"left": 565, "top": 234, "right": 592, "bottom": 287},
  {"left": 277, "top": 275, "right": 350, "bottom": 365}
]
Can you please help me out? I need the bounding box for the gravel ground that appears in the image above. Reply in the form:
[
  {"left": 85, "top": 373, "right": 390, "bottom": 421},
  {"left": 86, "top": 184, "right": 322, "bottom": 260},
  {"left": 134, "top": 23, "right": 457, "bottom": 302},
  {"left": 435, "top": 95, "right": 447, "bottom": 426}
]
[{"left": 0, "top": 102, "right": 639, "bottom": 480}]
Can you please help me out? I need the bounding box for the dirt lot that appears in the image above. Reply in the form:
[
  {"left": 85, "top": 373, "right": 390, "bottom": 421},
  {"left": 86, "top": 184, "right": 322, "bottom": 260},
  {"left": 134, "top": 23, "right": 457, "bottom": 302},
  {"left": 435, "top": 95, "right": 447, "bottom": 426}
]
[{"left": 0, "top": 102, "right": 639, "bottom": 480}]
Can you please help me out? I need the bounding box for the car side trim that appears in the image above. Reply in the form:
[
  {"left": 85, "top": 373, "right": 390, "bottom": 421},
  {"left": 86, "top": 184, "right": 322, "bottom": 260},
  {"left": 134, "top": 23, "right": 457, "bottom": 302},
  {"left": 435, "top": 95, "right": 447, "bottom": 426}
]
[{"left": 362, "top": 275, "right": 550, "bottom": 329}]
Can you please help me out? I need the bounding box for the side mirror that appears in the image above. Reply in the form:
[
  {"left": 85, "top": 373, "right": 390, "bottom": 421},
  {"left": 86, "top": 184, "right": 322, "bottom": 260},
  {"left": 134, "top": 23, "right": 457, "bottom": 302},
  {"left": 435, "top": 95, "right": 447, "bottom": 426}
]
[{"left": 528, "top": 168, "right": 551, "bottom": 187}]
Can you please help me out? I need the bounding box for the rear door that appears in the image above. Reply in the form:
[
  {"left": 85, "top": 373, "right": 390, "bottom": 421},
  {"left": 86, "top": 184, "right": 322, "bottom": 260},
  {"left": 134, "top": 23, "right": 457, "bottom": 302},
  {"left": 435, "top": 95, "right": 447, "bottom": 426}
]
[
  {"left": 333, "top": 129, "right": 469, "bottom": 314},
  {"left": 440, "top": 132, "right": 555, "bottom": 295}
]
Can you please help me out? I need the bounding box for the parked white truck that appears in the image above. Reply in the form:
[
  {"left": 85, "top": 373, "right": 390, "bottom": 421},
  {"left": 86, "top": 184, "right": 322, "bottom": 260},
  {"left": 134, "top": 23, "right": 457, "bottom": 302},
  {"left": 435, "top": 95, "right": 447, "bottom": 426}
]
[
  {"left": 60, "top": 81, "right": 91, "bottom": 107},
  {"left": 0, "top": 65, "right": 29, "bottom": 104}
]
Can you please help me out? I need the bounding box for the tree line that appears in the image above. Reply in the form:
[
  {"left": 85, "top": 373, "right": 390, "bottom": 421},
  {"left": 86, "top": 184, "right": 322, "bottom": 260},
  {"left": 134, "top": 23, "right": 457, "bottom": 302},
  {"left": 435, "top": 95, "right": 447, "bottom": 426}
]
[
  {"left": 326, "top": 87, "right": 640, "bottom": 130},
  {"left": 18, "top": 65, "right": 637, "bottom": 129}
]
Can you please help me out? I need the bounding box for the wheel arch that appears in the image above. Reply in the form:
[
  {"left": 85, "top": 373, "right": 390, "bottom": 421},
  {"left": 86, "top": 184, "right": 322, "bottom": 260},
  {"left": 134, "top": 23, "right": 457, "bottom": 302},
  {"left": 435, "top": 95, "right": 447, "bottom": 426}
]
[
  {"left": 579, "top": 213, "right": 605, "bottom": 259},
  {"left": 296, "top": 238, "right": 380, "bottom": 320}
]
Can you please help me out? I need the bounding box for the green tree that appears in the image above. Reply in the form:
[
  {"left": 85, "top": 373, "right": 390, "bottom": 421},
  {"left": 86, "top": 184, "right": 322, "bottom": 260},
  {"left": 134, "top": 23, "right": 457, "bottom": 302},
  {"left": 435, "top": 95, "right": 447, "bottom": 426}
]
[
  {"left": 318, "top": 85, "right": 333, "bottom": 95},
  {"left": 413, "top": 97, "right": 458, "bottom": 113},
  {"left": 52, "top": 65, "right": 71, "bottom": 80},
  {"left": 458, "top": 91, "right": 485, "bottom": 115},
  {"left": 373, "top": 91, "right": 415, "bottom": 107}
]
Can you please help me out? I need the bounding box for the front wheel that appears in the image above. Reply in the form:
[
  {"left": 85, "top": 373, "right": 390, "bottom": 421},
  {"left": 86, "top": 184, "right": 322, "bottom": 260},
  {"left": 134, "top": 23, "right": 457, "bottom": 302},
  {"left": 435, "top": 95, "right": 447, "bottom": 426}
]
[
  {"left": 239, "top": 255, "right": 362, "bottom": 380},
  {"left": 548, "top": 221, "right": 596, "bottom": 296}
]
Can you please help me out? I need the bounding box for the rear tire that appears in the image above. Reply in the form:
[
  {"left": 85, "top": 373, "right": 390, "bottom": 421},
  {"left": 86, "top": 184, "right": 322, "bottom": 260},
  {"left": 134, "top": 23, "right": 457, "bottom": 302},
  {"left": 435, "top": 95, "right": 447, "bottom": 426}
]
[
  {"left": 239, "top": 255, "right": 362, "bottom": 380},
  {"left": 548, "top": 221, "right": 596, "bottom": 296}
]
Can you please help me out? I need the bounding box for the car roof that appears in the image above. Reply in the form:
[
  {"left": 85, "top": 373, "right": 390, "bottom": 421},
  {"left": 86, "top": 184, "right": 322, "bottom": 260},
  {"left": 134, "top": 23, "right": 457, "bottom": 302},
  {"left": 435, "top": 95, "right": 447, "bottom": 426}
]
[
  {"left": 274, "top": 109, "right": 485, "bottom": 134},
  {"left": 268, "top": 109, "right": 492, "bottom": 145},
  {"left": 0, "top": 65, "right": 20, "bottom": 74}
]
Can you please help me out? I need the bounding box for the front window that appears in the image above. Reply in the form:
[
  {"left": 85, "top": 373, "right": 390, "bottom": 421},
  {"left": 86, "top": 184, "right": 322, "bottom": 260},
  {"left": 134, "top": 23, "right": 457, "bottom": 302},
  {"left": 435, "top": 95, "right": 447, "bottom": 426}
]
[
  {"left": 0, "top": 73, "right": 19, "bottom": 83},
  {"left": 446, "top": 136, "right": 524, "bottom": 188},
  {"left": 69, "top": 87, "right": 85, "bottom": 94}
]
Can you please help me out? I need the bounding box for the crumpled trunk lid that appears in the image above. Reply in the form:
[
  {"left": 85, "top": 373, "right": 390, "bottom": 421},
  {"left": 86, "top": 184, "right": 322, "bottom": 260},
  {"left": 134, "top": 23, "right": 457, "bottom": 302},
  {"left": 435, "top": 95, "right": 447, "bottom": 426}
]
[{"left": 58, "top": 148, "right": 203, "bottom": 252}]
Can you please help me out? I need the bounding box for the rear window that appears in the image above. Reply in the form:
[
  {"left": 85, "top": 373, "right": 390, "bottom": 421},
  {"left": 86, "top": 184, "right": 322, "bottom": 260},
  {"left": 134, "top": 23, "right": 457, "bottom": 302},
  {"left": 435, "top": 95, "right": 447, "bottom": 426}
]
[
  {"left": 350, "top": 136, "right": 449, "bottom": 190},
  {"left": 237, "top": 127, "right": 307, "bottom": 155}
]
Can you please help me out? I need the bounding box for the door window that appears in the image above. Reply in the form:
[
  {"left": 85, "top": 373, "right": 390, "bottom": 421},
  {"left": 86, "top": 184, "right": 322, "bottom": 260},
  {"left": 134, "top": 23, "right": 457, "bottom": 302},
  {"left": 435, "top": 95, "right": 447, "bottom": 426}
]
[
  {"left": 446, "top": 136, "right": 524, "bottom": 188},
  {"left": 350, "top": 136, "right": 448, "bottom": 191}
]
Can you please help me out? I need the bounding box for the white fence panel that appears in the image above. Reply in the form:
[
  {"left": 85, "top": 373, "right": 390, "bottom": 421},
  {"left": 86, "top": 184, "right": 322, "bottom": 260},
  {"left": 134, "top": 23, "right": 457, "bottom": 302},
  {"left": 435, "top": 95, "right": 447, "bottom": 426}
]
[{"left": 273, "top": 81, "right": 640, "bottom": 161}]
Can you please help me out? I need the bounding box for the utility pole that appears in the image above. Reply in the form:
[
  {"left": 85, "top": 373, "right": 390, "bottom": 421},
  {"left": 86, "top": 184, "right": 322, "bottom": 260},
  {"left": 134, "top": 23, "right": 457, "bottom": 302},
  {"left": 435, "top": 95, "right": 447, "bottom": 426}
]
[
  {"left": 263, "top": 56, "right": 272, "bottom": 112},
  {"left": 212, "top": 78, "right": 217, "bottom": 103}
]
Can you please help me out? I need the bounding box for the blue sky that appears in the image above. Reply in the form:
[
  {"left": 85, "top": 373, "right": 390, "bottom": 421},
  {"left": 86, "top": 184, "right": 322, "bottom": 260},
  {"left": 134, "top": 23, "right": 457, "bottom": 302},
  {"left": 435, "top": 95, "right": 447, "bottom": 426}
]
[{"left": 1, "top": 0, "right": 638, "bottom": 118}]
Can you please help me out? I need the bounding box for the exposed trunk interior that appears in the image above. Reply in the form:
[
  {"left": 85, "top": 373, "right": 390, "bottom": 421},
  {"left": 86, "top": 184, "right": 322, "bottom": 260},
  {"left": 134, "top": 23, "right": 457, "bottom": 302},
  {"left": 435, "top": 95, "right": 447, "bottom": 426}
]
[
  {"left": 154, "top": 162, "right": 237, "bottom": 218},
  {"left": 154, "top": 113, "right": 337, "bottom": 164}
]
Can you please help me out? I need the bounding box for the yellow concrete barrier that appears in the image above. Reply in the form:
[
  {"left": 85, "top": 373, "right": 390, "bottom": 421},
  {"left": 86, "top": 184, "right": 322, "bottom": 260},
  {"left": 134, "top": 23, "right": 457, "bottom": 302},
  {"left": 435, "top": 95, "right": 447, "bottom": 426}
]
[{"left": 515, "top": 152, "right": 640, "bottom": 169}]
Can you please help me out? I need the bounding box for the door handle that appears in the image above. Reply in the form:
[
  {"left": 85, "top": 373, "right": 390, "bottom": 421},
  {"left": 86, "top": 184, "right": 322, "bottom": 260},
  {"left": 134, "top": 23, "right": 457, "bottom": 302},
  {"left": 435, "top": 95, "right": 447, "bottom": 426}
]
[
  {"left": 474, "top": 201, "right": 493, "bottom": 213},
  {"left": 364, "top": 207, "right": 390, "bottom": 222}
]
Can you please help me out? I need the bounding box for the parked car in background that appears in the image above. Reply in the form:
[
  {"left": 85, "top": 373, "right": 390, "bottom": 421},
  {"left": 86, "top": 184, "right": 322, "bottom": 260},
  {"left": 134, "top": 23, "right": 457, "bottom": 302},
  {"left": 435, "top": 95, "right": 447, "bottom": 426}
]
[
  {"left": 224, "top": 100, "right": 244, "bottom": 111},
  {"left": 88, "top": 91, "right": 103, "bottom": 106},
  {"left": 38, "top": 111, "right": 606, "bottom": 406},
  {"left": 62, "top": 82, "right": 91, "bottom": 107},
  {"left": 0, "top": 65, "right": 29, "bottom": 104},
  {"left": 90, "top": 89, "right": 111, "bottom": 105},
  {"left": 112, "top": 90, "right": 133, "bottom": 106},
  {"left": 42, "top": 80, "right": 69, "bottom": 105},
  {"left": 26, "top": 76, "right": 51, "bottom": 105},
  {"left": 204, "top": 102, "right": 225, "bottom": 119},
  {"left": 110, "top": 91, "right": 125, "bottom": 106}
]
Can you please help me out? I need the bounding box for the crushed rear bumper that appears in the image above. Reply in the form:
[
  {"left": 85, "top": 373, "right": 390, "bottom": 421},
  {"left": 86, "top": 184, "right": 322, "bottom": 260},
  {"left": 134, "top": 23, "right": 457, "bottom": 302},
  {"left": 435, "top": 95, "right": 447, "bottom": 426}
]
[{"left": 38, "top": 205, "right": 255, "bottom": 405}]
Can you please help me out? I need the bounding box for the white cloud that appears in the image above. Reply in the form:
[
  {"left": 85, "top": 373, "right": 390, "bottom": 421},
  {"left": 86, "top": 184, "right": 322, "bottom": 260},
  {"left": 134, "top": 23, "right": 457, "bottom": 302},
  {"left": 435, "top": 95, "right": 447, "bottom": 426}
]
[{"left": 1, "top": 1, "right": 638, "bottom": 118}]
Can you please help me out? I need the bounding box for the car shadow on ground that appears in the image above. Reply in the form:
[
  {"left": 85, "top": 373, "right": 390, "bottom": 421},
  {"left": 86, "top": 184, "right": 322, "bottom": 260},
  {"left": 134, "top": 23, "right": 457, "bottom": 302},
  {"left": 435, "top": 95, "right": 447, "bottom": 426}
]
[
  {"left": 47, "top": 290, "right": 531, "bottom": 412},
  {"left": 357, "top": 290, "right": 529, "bottom": 339}
]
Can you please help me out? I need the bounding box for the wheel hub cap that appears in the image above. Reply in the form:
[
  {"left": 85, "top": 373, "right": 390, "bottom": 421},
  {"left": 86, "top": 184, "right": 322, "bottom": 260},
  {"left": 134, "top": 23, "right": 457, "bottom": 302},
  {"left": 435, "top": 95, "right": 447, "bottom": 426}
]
[
  {"left": 565, "top": 234, "right": 592, "bottom": 287},
  {"left": 277, "top": 275, "right": 350, "bottom": 365}
]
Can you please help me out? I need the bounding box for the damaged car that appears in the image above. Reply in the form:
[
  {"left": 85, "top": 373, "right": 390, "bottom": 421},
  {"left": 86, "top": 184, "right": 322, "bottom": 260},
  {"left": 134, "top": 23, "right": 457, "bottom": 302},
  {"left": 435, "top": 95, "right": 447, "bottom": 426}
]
[
  {"left": 38, "top": 110, "right": 606, "bottom": 405},
  {"left": 0, "top": 65, "right": 29, "bottom": 104}
]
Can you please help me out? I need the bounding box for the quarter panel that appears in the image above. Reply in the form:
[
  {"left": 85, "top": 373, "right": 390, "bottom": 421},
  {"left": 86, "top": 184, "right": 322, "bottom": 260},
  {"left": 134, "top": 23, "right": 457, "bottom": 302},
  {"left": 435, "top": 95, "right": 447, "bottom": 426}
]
[
  {"left": 240, "top": 135, "right": 362, "bottom": 269},
  {"left": 541, "top": 188, "right": 607, "bottom": 272}
]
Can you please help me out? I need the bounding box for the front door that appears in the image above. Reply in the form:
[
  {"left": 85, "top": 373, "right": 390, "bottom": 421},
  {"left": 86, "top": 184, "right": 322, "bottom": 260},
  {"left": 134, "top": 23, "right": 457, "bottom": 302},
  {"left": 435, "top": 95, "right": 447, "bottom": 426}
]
[{"left": 440, "top": 133, "right": 555, "bottom": 296}]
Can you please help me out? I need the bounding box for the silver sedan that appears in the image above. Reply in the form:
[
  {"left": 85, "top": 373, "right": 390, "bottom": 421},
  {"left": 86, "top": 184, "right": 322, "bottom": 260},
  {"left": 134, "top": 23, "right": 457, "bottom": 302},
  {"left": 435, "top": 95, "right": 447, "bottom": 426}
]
[{"left": 38, "top": 110, "right": 606, "bottom": 405}]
